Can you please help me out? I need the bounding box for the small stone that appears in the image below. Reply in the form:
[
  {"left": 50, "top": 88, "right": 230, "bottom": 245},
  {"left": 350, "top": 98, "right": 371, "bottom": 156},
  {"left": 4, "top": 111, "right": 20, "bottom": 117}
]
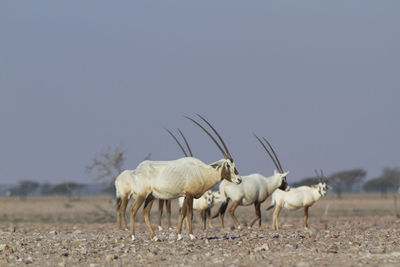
[
  {"left": 254, "top": 243, "right": 269, "bottom": 252},
  {"left": 327, "top": 244, "right": 338, "bottom": 254},
  {"left": 72, "top": 230, "right": 82, "bottom": 235},
  {"left": 49, "top": 230, "right": 58, "bottom": 235},
  {"left": 0, "top": 244, "right": 7, "bottom": 252},
  {"left": 239, "top": 249, "right": 250, "bottom": 255},
  {"left": 106, "top": 254, "right": 118, "bottom": 262},
  {"left": 25, "top": 256, "right": 33, "bottom": 264},
  {"left": 296, "top": 261, "right": 310, "bottom": 267}
]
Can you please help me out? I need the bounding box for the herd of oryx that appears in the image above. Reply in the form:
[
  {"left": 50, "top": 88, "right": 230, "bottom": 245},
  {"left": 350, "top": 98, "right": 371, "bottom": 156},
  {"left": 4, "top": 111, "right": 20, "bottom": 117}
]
[{"left": 114, "top": 114, "right": 331, "bottom": 241}]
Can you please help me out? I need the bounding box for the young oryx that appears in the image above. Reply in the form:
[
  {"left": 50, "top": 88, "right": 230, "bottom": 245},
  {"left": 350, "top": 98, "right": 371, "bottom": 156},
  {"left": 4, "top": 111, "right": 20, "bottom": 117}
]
[
  {"left": 267, "top": 170, "right": 331, "bottom": 230},
  {"left": 128, "top": 114, "right": 242, "bottom": 241},
  {"left": 178, "top": 190, "right": 221, "bottom": 230},
  {"left": 214, "top": 134, "right": 289, "bottom": 229}
]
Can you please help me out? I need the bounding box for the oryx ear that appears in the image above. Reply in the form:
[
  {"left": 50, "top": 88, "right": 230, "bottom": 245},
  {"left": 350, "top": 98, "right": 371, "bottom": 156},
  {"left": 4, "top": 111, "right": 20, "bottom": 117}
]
[
  {"left": 210, "top": 163, "right": 218, "bottom": 169},
  {"left": 327, "top": 185, "right": 333, "bottom": 190},
  {"left": 282, "top": 171, "right": 289, "bottom": 176}
]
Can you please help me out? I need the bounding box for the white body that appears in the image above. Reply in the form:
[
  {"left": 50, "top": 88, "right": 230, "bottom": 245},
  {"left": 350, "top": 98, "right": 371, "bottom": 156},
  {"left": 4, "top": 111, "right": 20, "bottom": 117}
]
[
  {"left": 126, "top": 156, "right": 241, "bottom": 241},
  {"left": 269, "top": 182, "right": 330, "bottom": 230},
  {"left": 270, "top": 184, "right": 326, "bottom": 211},
  {"left": 215, "top": 169, "right": 288, "bottom": 228},
  {"left": 115, "top": 160, "right": 168, "bottom": 201},
  {"left": 219, "top": 170, "right": 288, "bottom": 206},
  {"left": 178, "top": 190, "right": 218, "bottom": 211}
]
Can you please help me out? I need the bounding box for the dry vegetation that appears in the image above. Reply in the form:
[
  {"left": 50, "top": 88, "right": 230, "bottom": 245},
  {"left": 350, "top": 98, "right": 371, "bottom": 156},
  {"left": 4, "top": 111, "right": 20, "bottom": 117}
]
[{"left": 1, "top": 194, "right": 400, "bottom": 266}]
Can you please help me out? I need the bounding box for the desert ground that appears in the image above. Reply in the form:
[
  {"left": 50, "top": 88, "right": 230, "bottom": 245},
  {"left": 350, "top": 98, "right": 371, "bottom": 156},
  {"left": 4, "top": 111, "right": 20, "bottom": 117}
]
[{"left": 1, "top": 194, "right": 399, "bottom": 266}]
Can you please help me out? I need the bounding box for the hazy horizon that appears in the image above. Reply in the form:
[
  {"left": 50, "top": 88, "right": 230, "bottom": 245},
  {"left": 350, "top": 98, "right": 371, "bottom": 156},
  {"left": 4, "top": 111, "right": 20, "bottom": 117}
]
[{"left": 1, "top": 1, "right": 399, "bottom": 185}]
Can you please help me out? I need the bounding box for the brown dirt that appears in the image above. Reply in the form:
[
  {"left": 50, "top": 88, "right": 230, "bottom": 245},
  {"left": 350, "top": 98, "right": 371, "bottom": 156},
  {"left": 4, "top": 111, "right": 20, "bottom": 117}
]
[{"left": 1, "top": 194, "right": 399, "bottom": 266}]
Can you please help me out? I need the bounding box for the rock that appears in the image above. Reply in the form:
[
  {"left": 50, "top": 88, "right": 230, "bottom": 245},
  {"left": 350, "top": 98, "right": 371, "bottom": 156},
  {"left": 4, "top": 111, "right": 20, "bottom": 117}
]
[
  {"left": 0, "top": 244, "right": 7, "bottom": 252},
  {"left": 254, "top": 243, "right": 269, "bottom": 252},
  {"left": 72, "top": 230, "right": 82, "bottom": 235},
  {"left": 106, "top": 254, "right": 118, "bottom": 262},
  {"left": 296, "top": 261, "right": 310, "bottom": 267},
  {"left": 25, "top": 256, "right": 33, "bottom": 264},
  {"left": 239, "top": 249, "right": 250, "bottom": 255},
  {"left": 327, "top": 244, "right": 338, "bottom": 254}
]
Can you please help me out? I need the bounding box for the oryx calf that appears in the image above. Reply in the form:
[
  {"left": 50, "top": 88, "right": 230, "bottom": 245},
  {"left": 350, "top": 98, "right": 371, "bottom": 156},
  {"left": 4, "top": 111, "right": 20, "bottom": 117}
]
[{"left": 267, "top": 177, "right": 331, "bottom": 230}]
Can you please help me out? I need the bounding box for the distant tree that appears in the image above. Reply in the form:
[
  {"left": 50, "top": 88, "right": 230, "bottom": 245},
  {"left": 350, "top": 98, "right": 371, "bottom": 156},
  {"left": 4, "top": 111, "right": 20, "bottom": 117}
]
[
  {"left": 368, "top": 168, "right": 400, "bottom": 216},
  {"left": 292, "top": 176, "right": 327, "bottom": 187},
  {"left": 86, "top": 146, "right": 125, "bottom": 184},
  {"left": 10, "top": 180, "right": 39, "bottom": 200},
  {"left": 45, "top": 182, "right": 86, "bottom": 197},
  {"left": 40, "top": 182, "right": 52, "bottom": 195},
  {"left": 328, "top": 169, "right": 366, "bottom": 198}
]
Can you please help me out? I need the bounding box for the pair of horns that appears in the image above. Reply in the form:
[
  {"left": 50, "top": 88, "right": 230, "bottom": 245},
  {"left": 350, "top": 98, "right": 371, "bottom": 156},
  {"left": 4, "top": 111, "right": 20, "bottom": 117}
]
[
  {"left": 314, "top": 169, "right": 326, "bottom": 182},
  {"left": 165, "top": 128, "right": 193, "bottom": 157},
  {"left": 253, "top": 134, "right": 284, "bottom": 174},
  {"left": 185, "top": 114, "right": 233, "bottom": 161}
]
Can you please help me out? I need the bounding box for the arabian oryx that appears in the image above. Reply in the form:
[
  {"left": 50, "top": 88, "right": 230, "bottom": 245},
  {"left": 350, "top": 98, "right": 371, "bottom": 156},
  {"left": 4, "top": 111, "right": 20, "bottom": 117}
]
[
  {"left": 127, "top": 114, "right": 242, "bottom": 241},
  {"left": 267, "top": 170, "right": 332, "bottom": 230},
  {"left": 159, "top": 129, "right": 221, "bottom": 230},
  {"left": 213, "top": 134, "right": 289, "bottom": 229}
]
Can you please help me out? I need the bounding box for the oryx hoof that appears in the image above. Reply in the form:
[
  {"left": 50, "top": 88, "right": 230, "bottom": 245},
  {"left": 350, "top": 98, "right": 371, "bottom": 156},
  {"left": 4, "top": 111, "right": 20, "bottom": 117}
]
[
  {"left": 158, "top": 226, "right": 163, "bottom": 231},
  {"left": 189, "top": 234, "right": 196, "bottom": 240},
  {"left": 177, "top": 234, "right": 183, "bottom": 241},
  {"left": 131, "top": 235, "right": 136, "bottom": 241}
]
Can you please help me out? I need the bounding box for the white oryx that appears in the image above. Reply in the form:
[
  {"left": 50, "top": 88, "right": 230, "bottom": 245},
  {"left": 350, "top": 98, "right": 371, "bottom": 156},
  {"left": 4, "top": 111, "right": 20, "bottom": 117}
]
[
  {"left": 267, "top": 170, "right": 332, "bottom": 230},
  {"left": 213, "top": 134, "right": 289, "bottom": 229},
  {"left": 127, "top": 115, "right": 242, "bottom": 241},
  {"left": 178, "top": 190, "right": 221, "bottom": 230}
]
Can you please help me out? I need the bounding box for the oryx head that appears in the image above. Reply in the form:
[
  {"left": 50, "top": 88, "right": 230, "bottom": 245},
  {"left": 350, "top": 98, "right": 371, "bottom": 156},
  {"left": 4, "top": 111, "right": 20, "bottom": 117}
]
[
  {"left": 254, "top": 134, "right": 289, "bottom": 191},
  {"left": 186, "top": 114, "right": 241, "bottom": 185},
  {"left": 314, "top": 169, "right": 332, "bottom": 196},
  {"left": 203, "top": 190, "right": 214, "bottom": 208}
]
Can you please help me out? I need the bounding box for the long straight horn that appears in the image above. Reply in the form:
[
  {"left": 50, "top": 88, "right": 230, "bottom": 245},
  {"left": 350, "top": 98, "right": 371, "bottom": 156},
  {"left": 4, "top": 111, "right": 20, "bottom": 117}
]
[
  {"left": 262, "top": 137, "right": 283, "bottom": 173},
  {"left": 165, "top": 128, "right": 188, "bottom": 157},
  {"left": 253, "top": 133, "right": 281, "bottom": 172},
  {"left": 177, "top": 128, "right": 193, "bottom": 157},
  {"left": 196, "top": 114, "right": 232, "bottom": 160},
  {"left": 184, "top": 115, "right": 227, "bottom": 159}
]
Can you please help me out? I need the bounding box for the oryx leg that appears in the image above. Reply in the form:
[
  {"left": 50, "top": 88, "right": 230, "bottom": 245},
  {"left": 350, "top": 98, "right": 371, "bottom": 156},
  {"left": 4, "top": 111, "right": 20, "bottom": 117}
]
[
  {"left": 129, "top": 195, "right": 146, "bottom": 240},
  {"left": 142, "top": 194, "right": 158, "bottom": 240},
  {"left": 304, "top": 206, "right": 309, "bottom": 229},
  {"left": 272, "top": 205, "right": 282, "bottom": 230},
  {"left": 157, "top": 199, "right": 164, "bottom": 231},
  {"left": 177, "top": 197, "right": 188, "bottom": 240},
  {"left": 218, "top": 201, "right": 229, "bottom": 229},
  {"left": 166, "top": 200, "right": 172, "bottom": 229},
  {"left": 200, "top": 210, "right": 207, "bottom": 230},
  {"left": 249, "top": 201, "right": 261, "bottom": 227},
  {"left": 185, "top": 195, "right": 195, "bottom": 239},
  {"left": 228, "top": 200, "right": 241, "bottom": 228},
  {"left": 117, "top": 195, "right": 127, "bottom": 230},
  {"left": 206, "top": 208, "right": 213, "bottom": 229},
  {"left": 120, "top": 196, "right": 130, "bottom": 230}
]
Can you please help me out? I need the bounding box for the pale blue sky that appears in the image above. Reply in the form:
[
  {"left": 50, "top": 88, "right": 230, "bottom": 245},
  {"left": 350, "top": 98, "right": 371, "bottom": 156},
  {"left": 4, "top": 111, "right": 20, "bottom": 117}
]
[{"left": 1, "top": 1, "right": 399, "bottom": 184}]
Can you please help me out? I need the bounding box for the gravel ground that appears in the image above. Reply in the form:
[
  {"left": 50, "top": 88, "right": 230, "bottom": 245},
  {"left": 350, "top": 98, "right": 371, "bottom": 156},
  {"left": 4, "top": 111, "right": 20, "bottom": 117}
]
[
  {"left": 1, "top": 217, "right": 399, "bottom": 266},
  {"left": 1, "top": 195, "right": 399, "bottom": 266}
]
